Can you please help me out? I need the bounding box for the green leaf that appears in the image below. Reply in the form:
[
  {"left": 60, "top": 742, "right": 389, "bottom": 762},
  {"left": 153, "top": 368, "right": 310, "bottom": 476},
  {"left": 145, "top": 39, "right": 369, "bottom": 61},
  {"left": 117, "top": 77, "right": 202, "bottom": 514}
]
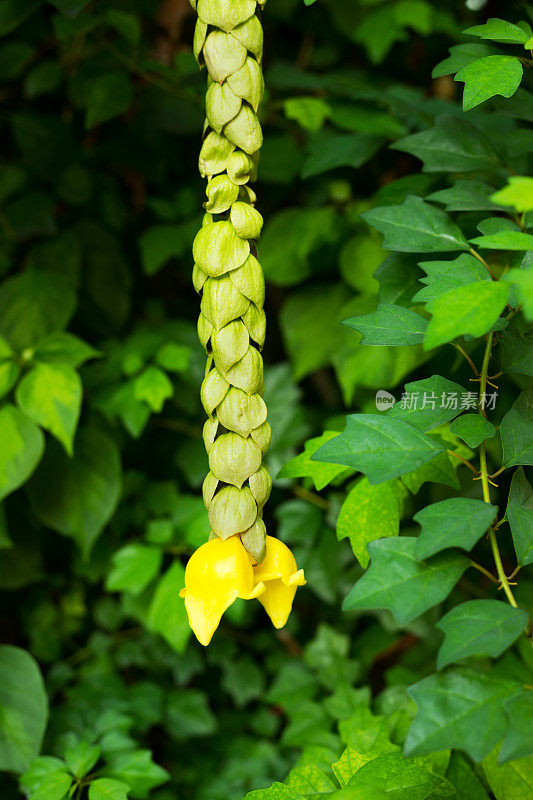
[
  {"left": 313, "top": 415, "right": 445, "bottom": 484},
  {"left": 428, "top": 180, "right": 505, "bottom": 212},
  {"left": 456, "top": 56, "right": 523, "bottom": 111},
  {"left": 343, "top": 304, "right": 428, "bottom": 346},
  {"left": 406, "top": 668, "right": 520, "bottom": 761},
  {"left": 499, "top": 692, "right": 533, "bottom": 762},
  {"left": 424, "top": 282, "right": 509, "bottom": 350},
  {"left": 16, "top": 363, "right": 82, "bottom": 454},
  {"left": 106, "top": 749, "right": 169, "bottom": 798},
  {"left": 0, "top": 268, "right": 76, "bottom": 351},
  {"left": 32, "top": 332, "right": 100, "bottom": 368},
  {"left": 505, "top": 466, "right": 533, "bottom": 565},
  {"left": 28, "top": 427, "right": 122, "bottom": 558},
  {"left": 245, "top": 784, "right": 304, "bottom": 799},
  {"left": 88, "top": 779, "right": 130, "bottom": 800},
  {"left": 20, "top": 757, "right": 72, "bottom": 800},
  {"left": 492, "top": 177, "right": 533, "bottom": 213},
  {"left": 0, "top": 404, "right": 44, "bottom": 502},
  {"left": 501, "top": 325, "right": 533, "bottom": 376},
  {"left": 86, "top": 72, "right": 134, "bottom": 129},
  {"left": 500, "top": 388, "right": 533, "bottom": 467},
  {"left": 361, "top": 196, "right": 469, "bottom": 254},
  {"left": 343, "top": 538, "right": 468, "bottom": 625},
  {"left": 147, "top": 562, "right": 190, "bottom": 653},
  {"left": 278, "top": 431, "right": 354, "bottom": 491},
  {"left": 346, "top": 751, "right": 448, "bottom": 800},
  {"left": 0, "top": 646, "right": 48, "bottom": 773},
  {"left": 336, "top": 478, "right": 399, "bottom": 568},
  {"left": 392, "top": 116, "right": 500, "bottom": 173},
  {"left": 483, "top": 750, "right": 533, "bottom": 800},
  {"left": 106, "top": 544, "right": 162, "bottom": 595},
  {"left": 284, "top": 97, "right": 330, "bottom": 132},
  {"left": 64, "top": 741, "right": 100, "bottom": 779},
  {"left": 504, "top": 267, "right": 533, "bottom": 320},
  {"left": 433, "top": 43, "right": 498, "bottom": 78},
  {"left": 166, "top": 689, "right": 217, "bottom": 740},
  {"left": 387, "top": 375, "right": 466, "bottom": 432},
  {"left": 436, "top": 600, "right": 528, "bottom": 669},
  {"left": 222, "top": 657, "right": 265, "bottom": 707},
  {"left": 287, "top": 764, "right": 336, "bottom": 795},
  {"left": 449, "top": 414, "right": 496, "bottom": 448},
  {"left": 464, "top": 18, "right": 530, "bottom": 45},
  {"left": 470, "top": 232, "right": 533, "bottom": 251},
  {"left": 0, "top": 0, "right": 40, "bottom": 36},
  {"left": 133, "top": 367, "right": 173, "bottom": 413},
  {"left": 413, "top": 254, "right": 490, "bottom": 305},
  {"left": 303, "top": 133, "right": 383, "bottom": 178},
  {"left": 445, "top": 752, "right": 490, "bottom": 800},
  {"left": 139, "top": 225, "right": 193, "bottom": 276},
  {"left": 414, "top": 498, "right": 497, "bottom": 560},
  {"left": 0, "top": 360, "right": 20, "bottom": 399}
]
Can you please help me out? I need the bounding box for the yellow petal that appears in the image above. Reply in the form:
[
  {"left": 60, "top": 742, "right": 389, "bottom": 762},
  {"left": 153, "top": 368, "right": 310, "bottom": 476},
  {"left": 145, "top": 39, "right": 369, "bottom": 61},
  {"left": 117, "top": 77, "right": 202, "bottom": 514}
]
[
  {"left": 253, "top": 535, "right": 306, "bottom": 584},
  {"left": 257, "top": 579, "right": 297, "bottom": 629},
  {"left": 181, "top": 535, "right": 255, "bottom": 646}
]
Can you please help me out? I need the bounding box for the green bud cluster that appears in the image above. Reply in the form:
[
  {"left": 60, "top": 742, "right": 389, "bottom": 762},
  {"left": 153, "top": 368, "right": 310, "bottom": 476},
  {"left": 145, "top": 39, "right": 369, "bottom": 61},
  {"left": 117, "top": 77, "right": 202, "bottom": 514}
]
[{"left": 191, "top": 0, "right": 270, "bottom": 564}]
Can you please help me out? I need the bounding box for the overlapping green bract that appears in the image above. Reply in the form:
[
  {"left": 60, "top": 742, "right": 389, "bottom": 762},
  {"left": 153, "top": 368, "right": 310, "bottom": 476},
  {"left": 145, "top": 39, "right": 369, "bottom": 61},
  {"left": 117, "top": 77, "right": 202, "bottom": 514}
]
[{"left": 191, "top": 0, "right": 270, "bottom": 561}]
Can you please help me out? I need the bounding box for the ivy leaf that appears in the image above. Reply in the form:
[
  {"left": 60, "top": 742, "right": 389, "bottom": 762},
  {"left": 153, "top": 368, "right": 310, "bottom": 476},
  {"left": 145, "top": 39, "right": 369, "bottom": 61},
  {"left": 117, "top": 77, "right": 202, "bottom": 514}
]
[
  {"left": 436, "top": 600, "right": 528, "bottom": 669},
  {"left": 347, "top": 750, "right": 450, "bottom": 800},
  {"left": 505, "top": 466, "right": 533, "bottom": 565},
  {"left": 0, "top": 403, "right": 44, "bottom": 502},
  {"left": 278, "top": 432, "right": 354, "bottom": 491},
  {"left": 413, "top": 254, "right": 490, "bottom": 305},
  {"left": 449, "top": 414, "right": 496, "bottom": 448},
  {"left": 20, "top": 757, "right": 72, "bottom": 800},
  {"left": 456, "top": 56, "right": 523, "bottom": 111},
  {"left": 343, "top": 304, "right": 428, "bottom": 346},
  {"left": 287, "top": 765, "right": 336, "bottom": 795},
  {"left": 284, "top": 97, "right": 330, "bottom": 132},
  {"left": 133, "top": 367, "right": 173, "bottom": 413},
  {"left": 16, "top": 363, "right": 82, "bottom": 455},
  {"left": 86, "top": 72, "right": 134, "bottom": 129},
  {"left": 336, "top": 477, "right": 399, "bottom": 568},
  {"left": 28, "top": 427, "right": 122, "bottom": 559},
  {"left": 464, "top": 18, "right": 531, "bottom": 45},
  {"left": 501, "top": 326, "right": 533, "bottom": 376},
  {"left": 392, "top": 116, "right": 500, "bottom": 173},
  {"left": 245, "top": 784, "right": 304, "bottom": 799},
  {"left": 405, "top": 668, "right": 520, "bottom": 761},
  {"left": 106, "top": 749, "right": 169, "bottom": 797},
  {"left": 166, "top": 689, "right": 217, "bottom": 740},
  {"left": 445, "top": 753, "right": 490, "bottom": 800},
  {"left": 505, "top": 267, "right": 533, "bottom": 320},
  {"left": 32, "top": 332, "right": 100, "bottom": 368},
  {"left": 428, "top": 180, "right": 505, "bottom": 212},
  {"left": 302, "top": 132, "right": 383, "bottom": 178},
  {"left": 424, "top": 282, "right": 509, "bottom": 350},
  {"left": 88, "top": 779, "right": 130, "bottom": 800},
  {"left": 387, "top": 375, "right": 466, "bottom": 432},
  {"left": 492, "top": 176, "right": 533, "bottom": 213},
  {"left": 414, "top": 498, "right": 497, "bottom": 560},
  {"left": 312, "top": 415, "right": 445, "bottom": 484},
  {"left": 361, "top": 196, "right": 469, "bottom": 254},
  {"left": 0, "top": 646, "right": 48, "bottom": 773},
  {"left": 470, "top": 231, "right": 533, "bottom": 251},
  {"left": 64, "top": 741, "right": 100, "bottom": 779},
  {"left": 499, "top": 692, "right": 533, "bottom": 762},
  {"left": 482, "top": 750, "right": 533, "bottom": 800},
  {"left": 147, "top": 562, "right": 190, "bottom": 653},
  {"left": 500, "top": 388, "right": 533, "bottom": 467},
  {"left": 432, "top": 43, "right": 498, "bottom": 78},
  {"left": 343, "top": 537, "right": 468, "bottom": 625},
  {"left": 106, "top": 544, "right": 162, "bottom": 595}
]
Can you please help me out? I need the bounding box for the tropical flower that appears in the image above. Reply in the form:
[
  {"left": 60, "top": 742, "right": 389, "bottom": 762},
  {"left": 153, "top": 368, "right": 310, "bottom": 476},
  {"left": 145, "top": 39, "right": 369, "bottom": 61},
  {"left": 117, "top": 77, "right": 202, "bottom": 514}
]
[
  {"left": 180, "top": 535, "right": 265, "bottom": 646},
  {"left": 253, "top": 535, "right": 306, "bottom": 629}
]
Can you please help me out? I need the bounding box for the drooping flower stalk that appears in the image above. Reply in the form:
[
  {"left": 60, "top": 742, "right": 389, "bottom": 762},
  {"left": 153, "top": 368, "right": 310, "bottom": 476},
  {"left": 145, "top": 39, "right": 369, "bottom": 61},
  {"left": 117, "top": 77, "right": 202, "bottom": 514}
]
[{"left": 181, "top": 0, "right": 305, "bottom": 646}]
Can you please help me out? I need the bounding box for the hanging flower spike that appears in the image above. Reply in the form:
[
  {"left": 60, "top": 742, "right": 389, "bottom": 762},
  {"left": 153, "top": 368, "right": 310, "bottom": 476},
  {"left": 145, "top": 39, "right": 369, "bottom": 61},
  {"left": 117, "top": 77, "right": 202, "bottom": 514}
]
[
  {"left": 182, "top": 0, "right": 305, "bottom": 644},
  {"left": 180, "top": 535, "right": 266, "bottom": 646},
  {"left": 253, "top": 536, "right": 306, "bottom": 629}
]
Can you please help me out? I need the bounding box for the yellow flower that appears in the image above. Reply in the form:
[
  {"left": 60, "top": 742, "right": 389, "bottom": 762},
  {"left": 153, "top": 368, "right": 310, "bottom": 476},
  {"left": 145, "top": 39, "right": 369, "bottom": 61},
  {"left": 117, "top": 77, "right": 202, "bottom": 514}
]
[
  {"left": 253, "top": 535, "right": 306, "bottom": 629},
  {"left": 180, "top": 535, "right": 265, "bottom": 646}
]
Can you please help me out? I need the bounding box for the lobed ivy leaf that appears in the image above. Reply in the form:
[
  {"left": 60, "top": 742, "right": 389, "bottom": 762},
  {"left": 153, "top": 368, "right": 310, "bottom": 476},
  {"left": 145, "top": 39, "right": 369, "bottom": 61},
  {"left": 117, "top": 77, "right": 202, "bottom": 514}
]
[
  {"left": 343, "top": 537, "right": 468, "bottom": 626},
  {"left": 499, "top": 692, "right": 533, "bottom": 762},
  {"left": 414, "top": 497, "right": 497, "bottom": 560},
  {"left": 413, "top": 254, "right": 490, "bottom": 305},
  {"left": 432, "top": 43, "right": 498, "bottom": 78},
  {"left": 88, "top": 779, "right": 130, "bottom": 800},
  {"left": 436, "top": 600, "right": 528, "bottom": 669},
  {"left": 406, "top": 668, "right": 521, "bottom": 761},
  {"left": 464, "top": 18, "right": 531, "bottom": 45},
  {"left": 482, "top": 750, "right": 533, "bottom": 800},
  {"left": 302, "top": 133, "right": 384, "bottom": 178},
  {"left": 428, "top": 179, "right": 505, "bottom": 212},
  {"left": 424, "top": 281, "right": 509, "bottom": 350},
  {"left": 336, "top": 477, "right": 399, "bottom": 568},
  {"left": 387, "top": 375, "right": 466, "bottom": 432},
  {"left": 505, "top": 466, "right": 533, "bottom": 565},
  {"left": 455, "top": 56, "right": 523, "bottom": 111},
  {"left": 470, "top": 231, "right": 533, "bottom": 251},
  {"left": 313, "top": 415, "right": 445, "bottom": 484},
  {"left": 346, "top": 750, "right": 452, "bottom": 800},
  {"left": 500, "top": 388, "right": 533, "bottom": 468},
  {"left": 492, "top": 176, "right": 533, "bottom": 213},
  {"left": 278, "top": 431, "right": 354, "bottom": 491},
  {"left": 361, "top": 196, "right": 469, "bottom": 254},
  {"left": 392, "top": 117, "right": 500, "bottom": 173},
  {"left": 106, "top": 543, "right": 162, "bottom": 596},
  {"left": 449, "top": 414, "right": 495, "bottom": 448},
  {"left": 343, "top": 304, "right": 428, "bottom": 346},
  {"left": 504, "top": 266, "right": 533, "bottom": 320}
]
